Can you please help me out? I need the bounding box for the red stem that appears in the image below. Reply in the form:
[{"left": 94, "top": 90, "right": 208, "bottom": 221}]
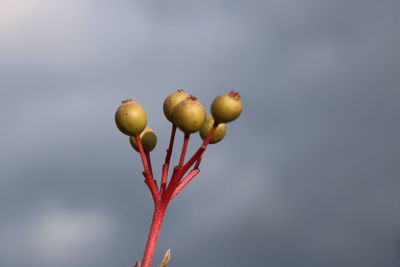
[
  {"left": 135, "top": 135, "right": 159, "bottom": 202},
  {"left": 135, "top": 135, "right": 150, "bottom": 171},
  {"left": 178, "top": 133, "right": 190, "bottom": 167},
  {"left": 139, "top": 123, "right": 218, "bottom": 266},
  {"left": 194, "top": 150, "right": 205, "bottom": 169},
  {"left": 171, "top": 168, "right": 200, "bottom": 200},
  {"left": 161, "top": 124, "right": 177, "bottom": 195},
  {"left": 142, "top": 171, "right": 159, "bottom": 204},
  {"left": 181, "top": 124, "right": 217, "bottom": 175},
  {"left": 162, "top": 124, "right": 217, "bottom": 202},
  {"left": 141, "top": 203, "right": 167, "bottom": 267},
  {"left": 145, "top": 151, "right": 153, "bottom": 177}
]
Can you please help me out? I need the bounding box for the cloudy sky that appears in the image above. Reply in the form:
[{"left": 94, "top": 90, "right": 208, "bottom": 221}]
[{"left": 1, "top": 1, "right": 400, "bottom": 266}]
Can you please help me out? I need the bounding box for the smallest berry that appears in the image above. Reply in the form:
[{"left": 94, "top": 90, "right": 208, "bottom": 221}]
[{"left": 129, "top": 127, "right": 157, "bottom": 152}]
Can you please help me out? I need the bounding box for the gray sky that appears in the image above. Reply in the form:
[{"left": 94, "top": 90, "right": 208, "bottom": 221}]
[{"left": 1, "top": 1, "right": 400, "bottom": 266}]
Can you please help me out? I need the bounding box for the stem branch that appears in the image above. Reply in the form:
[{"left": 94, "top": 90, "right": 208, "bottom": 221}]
[
  {"left": 135, "top": 135, "right": 159, "bottom": 202},
  {"left": 171, "top": 168, "right": 200, "bottom": 200},
  {"left": 161, "top": 124, "right": 177, "bottom": 195},
  {"left": 181, "top": 123, "right": 217, "bottom": 175},
  {"left": 178, "top": 133, "right": 190, "bottom": 167},
  {"left": 145, "top": 151, "right": 153, "bottom": 177}
]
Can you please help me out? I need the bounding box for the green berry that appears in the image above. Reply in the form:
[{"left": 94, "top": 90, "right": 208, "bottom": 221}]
[
  {"left": 211, "top": 91, "right": 242, "bottom": 123},
  {"left": 172, "top": 96, "right": 206, "bottom": 134},
  {"left": 129, "top": 127, "right": 157, "bottom": 152},
  {"left": 199, "top": 115, "right": 227, "bottom": 144},
  {"left": 115, "top": 99, "right": 147, "bottom": 136},
  {"left": 163, "top": 89, "right": 190, "bottom": 122}
]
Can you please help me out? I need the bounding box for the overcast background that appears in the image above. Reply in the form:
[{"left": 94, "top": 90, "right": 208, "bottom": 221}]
[{"left": 1, "top": 1, "right": 400, "bottom": 266}]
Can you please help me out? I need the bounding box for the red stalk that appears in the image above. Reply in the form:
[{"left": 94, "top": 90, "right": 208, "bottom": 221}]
[
  {"left": 178, "top": 133, "right": 190, "bottom": 167},
  {"left": 145, "top": 151, "right": 153, "bottom": 177},
  {"left": 181, "top": 124, "right": 217, "bottom": 175},
  {"left": 141, "top": 168, "right": 181, "bottom": 266},
  {"left": 135, "top": 135, "right": 159, "bottom": 203},
  {"left": 135, "top": 135, "right": 150, "bottom": 171},
  {"left": 161, "top": 124, "right": 177, "bottom": 195},
  {"left": 162, "top": 125, "right": 216, "bottom": 202},
  {"left": 162, "top": 166, "right": 181, "bottom": 202},
  {"left": 171, "top": 168, "right": 200, "bottom": 200},
  {"left": 140, "top": 123, "right": 218, "bottom": 266},
  {"left": 194, "top": 150, "right": 205, "bottom": 169},
  {"left": 140, "top": 203, "right": 168, "bottom": 267}
]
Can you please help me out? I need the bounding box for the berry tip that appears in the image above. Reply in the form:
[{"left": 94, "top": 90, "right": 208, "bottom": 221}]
[{"left": 122, "top": 98, "right": 133, "bottom": 103}]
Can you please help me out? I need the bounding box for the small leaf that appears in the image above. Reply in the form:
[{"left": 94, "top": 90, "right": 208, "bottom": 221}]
[
  {"left": 134, "top": 261, "right": 141, "bottom": 267},
  {"left": 158, "top": 248, "right": 171, "bottom": 267}
]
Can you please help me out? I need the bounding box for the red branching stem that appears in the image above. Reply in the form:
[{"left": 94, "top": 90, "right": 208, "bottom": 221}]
[
  {"left": 181, "top": 124, "right": 217, "bottom": 175},
  {"left": 160, "top": 164, "right": 168, "bottom": 194},
  {"left": 178, "top": 133, "right": 190, "bottom": 167},
  {"left": 141, "top": 203, "right": 167, "bottom": 267},
  {"left": 161, "top": 166, "right": 183, "bottom": 205},
  {"left": 139, "top": 123, "right": 218, "bottom": 267},
  {"left": 142, "top": 171, "right": 160, "bottom": 203},
  {"left": 161, "top": 124, "right": 177, "bottom": 194},
  {"left": 135, "top": 135, "right": 159, "bottom": 202},
  {"left": 171, "top": 168, "right": 200, "bottom": 200}
]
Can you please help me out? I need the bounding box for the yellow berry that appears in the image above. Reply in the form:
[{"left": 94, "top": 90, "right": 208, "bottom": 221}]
[
  {"left": 172, "top": 96, "right": 206, "bottom": 134},
  {"left": 199, "top": 115, "right": 227, "bottom": 144},
  {"left": 129, "top": 127, "right": 157, "bottom": 152},
  {"left": 211, "top": 91, "right": 242, "bottom": 123},
  {"left": 115, "top": 99, "right": 147, "bottom": 136},
  {"left": 163, "top": 90, "right": 190, "bottom": 122}
]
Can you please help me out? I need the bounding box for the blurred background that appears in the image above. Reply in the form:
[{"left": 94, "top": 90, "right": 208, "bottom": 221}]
[{"left": 1, "top": 1, "right": 399, "bottom": 266}]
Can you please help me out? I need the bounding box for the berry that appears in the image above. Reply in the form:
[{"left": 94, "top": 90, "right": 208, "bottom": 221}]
[
  {"left": 172, "top": 96, "right": 206, "bottom": 134},
  {"left": 199, "top": 115, "right": 227, "bottom": 144},
  {"left": 115, "top": 99, "right": 147, "bottom": 136},
  {"left": 129, "top": 127, "right": 157, "bottom": 152},
  {"left": 163, "top": 90, "right": 190, "bottom": 122},
  {"left": 211, "top": 91, "right": 242, "bottom": 123}
]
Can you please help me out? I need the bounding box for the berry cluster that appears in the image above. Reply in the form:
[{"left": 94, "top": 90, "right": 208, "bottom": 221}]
[{"left": 115, "top": 90, "right": 242, "bottom": 267}]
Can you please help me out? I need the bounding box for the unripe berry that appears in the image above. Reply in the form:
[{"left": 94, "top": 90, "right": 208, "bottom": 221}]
[
  {"left": 163, "top": 90, "right": 190, "bottom": 122},
  {"left": 115, "top": 99, "right": 147, "bottom": 136},
  {"left": 172, "top": 96, "right": 206, "bottom": 134},
  {"left": 129, "top": 127, "right": 157, "bottom": 152},
  {"left": 199, "top": 115, "right": 227, "bottom": 144},
  {"left": 211, "top": 91, "right": 242, "bottom": 123}
]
